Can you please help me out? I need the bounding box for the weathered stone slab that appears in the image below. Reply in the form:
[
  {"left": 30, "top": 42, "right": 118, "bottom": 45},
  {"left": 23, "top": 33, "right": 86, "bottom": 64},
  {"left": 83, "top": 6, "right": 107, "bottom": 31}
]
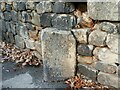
[
  {"left": 94, "top": 61, "right": 117, "bottom": 74},
  {"left": 77, "top": 64, "right": 98, "bottom": 81},
  {"left": 106, "top": 34, "right": 120, "bottom": 55},
  {"left": 53, "top": 2, "right": 75, "bottom": 13},
  {"left": 88, "top": 30, "right": 107, "bottom": 46},
  {"left": 52, "top": 14, "right": 76, "bottom": 30},
  {"left": 41, "top": 28, "right": 76, "bottom": 81},
  {"left": 15, "top": 35, "right": 25, "bottom": 49},
  {"left": 77, "top": 44, "right": 94, "bottom": 56},
  {"left": 72, "top": 28, "right": 90, "bottom": 44},
  {"left": 36, "top": 1, "right": 53, "bottom": 14},
  {"left": 98, "top": 72, "right": 120, "bottom": 88},
  {"left": 87, "top": 1, "right": 120, "bottom": 21},
  {"left": 93, "top": 47, "right": 119, "bottom": 64}
]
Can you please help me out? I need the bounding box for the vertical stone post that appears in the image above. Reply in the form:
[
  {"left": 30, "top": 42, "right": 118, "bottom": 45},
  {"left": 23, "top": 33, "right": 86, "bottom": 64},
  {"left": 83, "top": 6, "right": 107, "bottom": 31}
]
[{"left": 41, "top": 28, "right": 76, "bottom": 81}]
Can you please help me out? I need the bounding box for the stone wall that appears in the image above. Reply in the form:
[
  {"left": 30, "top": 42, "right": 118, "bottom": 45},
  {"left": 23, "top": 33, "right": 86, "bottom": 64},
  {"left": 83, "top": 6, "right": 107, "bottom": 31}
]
[{"left": 0, "top": 1, "right": 120, "bottom": 88}]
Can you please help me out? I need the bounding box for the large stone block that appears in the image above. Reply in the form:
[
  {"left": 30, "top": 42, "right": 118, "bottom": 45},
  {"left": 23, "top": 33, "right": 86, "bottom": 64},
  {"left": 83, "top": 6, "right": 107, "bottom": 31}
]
[
  {"left": 106, "top": 34, "right": 120, "bottom": 55},
  {"left": 53, "top": 2, "right": 75, "bottom": 13},
  {"left": 52, "top": 14, "right": 76, "bottom": 30},
  {"left": 98, "top": 72, "right": 120, "bottom": 88},
  {"left": 41, "top": 28, "right": 76, "bottom": 81},
  {"left": 72, "top": 28, "right": 90, "bottom": 44},
  {"left": 36, "top": 1, "right": 53, "bottom": 14},
  {"left": 93, "top": 47, "right": 120, "bottom": 64},
  {"left": 88, "top": 30, "right": 107, "bottom": 46},
  {"left": 17, "top": 2, "right": 26, "bottom": 11},
  {"left": 3, "top": 11, "right": 11, "bottom": 21},
  {"left": 77, "top": 64, "right": 98, "bottom": 81},
  {"left": 87, "top": 1, "right": 120, "bottom": 21}
]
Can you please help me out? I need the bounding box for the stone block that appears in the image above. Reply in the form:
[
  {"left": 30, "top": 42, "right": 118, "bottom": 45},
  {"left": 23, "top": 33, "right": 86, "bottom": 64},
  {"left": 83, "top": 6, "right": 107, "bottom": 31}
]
[
  {"left": 11, "top": 10, "right": 18, "bottom": 22},
  {"left": 77, "top": 55, "right": 95, "bottom": 65},
  {"left": 88, "top": 30, "right": 107, "bottom": 46},
  {"left": 24, "top": 39, "right": 35, "bottom": 50},
  {"left": 21, "top": 11, "right": 31, "bottom": 23},
  {"left": 99, "top": 22, "right": 118, "bottom": 34},
  {"left": 98, "top": 72, "right": 120, "bottom": 88},
  {"left": 72, "top": 28, "right": 90, "bottom": 44},
  {"left": 106, "top": 34, "right": 120, "bottom": 54},
  {"left": 77, "top": 64, "right": 98, "bottom": 81},
  {"left": 5, "top": 4, "right": 12, "bottom": 11},
  {"left": 8, "top": 32, "right": 15, "bottom": 44},
  {"left": 41, "top": 28, "right": 76, "bottom": 81},
  {"left": 77, "top": 44, "right": 94, "bottom": 56},
  {"left": 52, "top": 14, "right": 76, "bottom": 30},
  {"left": 31, "top": 11, "right": 40, "bottom": 26},
  {"left": 0, "top": 20, "right": 6, "bottom": 33},
  {"left": 0, "top": 11, "right": 4, "bottom": 19},
  {"left": 15, "top": 35, "right": 25, "bottom": 49},
  {"left": 26, "top": 1, "right": 35, "bottom": 10},
  {"left": 87, "top": 1, "right": 120, "bottom": 21},
  {"left": 93, "top": 47, "right": 120, "bottom": 64},
  {"left": 3, "top": 11, "right": 11, "bottom": 21},
  {"left": 53, "top": 2, "right": 75, "bottom": 13},
  {"left": 40, "top": 13, "right": 55, "bottom": 27},
  {"left": 94, "top": 61, "right": 117, "bottom": 74},
  {"left": 36, "top": 1, "right": 53, "bottom": 14},
  {"left": 17, "top": 2, "right": 26, "bottom": 11}
]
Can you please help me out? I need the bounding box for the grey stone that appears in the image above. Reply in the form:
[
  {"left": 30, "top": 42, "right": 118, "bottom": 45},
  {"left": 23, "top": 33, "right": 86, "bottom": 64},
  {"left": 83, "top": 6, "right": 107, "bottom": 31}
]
[
  {"left": 94, "top": 61, "right": 117, "bottom": 74},
  {"left": 77, "top": 64, "right": 98, "bottom": 81},
  {"left": 8, "top": 32, "right": 15, "bottom": 44},
  {"left": 93, "top": 47, "right": 119, "bottom": 64},
  {"left": 72, "top": 28, "right": 90, "bottom": 44},
  {"left": 98, "top": 72, "right": 120, "bottom": 88},
  {"left": 3, "top": 11, "right": 11, "bottom": 21},
  {"left": 88, "top": 30, "right": 107, "bottom": 46},
  {"left": 6, "top": 22, "right": 11, "bottom": 32},
  {"left": 11, "top": 10, "right": 18, "bottom": 22},
  {"left": 15, "top": 35, "right": 25, "bottom": 49},
  {"left": 87, "top": 1, "right": 120, "bottom": 21},
  {"left": 0, "top": 20, "right": 6, "bottom": 33},
  {"left": 19, "top": 25, "right": 29, "bottom": 39},
  {"left": 17, "top": 2, "right": 26, "bottom": 11},
  {"left": 36, "top": 1, "right": 53, "bottom": 14},
  {"left": 1, "top": 2, "right": 5, "bottom": 11},
  {"left": 5, "top": 4, "right": 12, "bottom": 11},
  {"left": 106, "top": 34, "right": 120, "bottom": 54},
  {"left": 32, "top": 51, "right": 42, "bottom": 60},
  {"left": 26, "top": 2, "right": 35, "bottom": 10},
  {"left": 10, "top": 22, "right": 16, "bottom": 35},
  {"left": 26, "top": 23, "right": 35, "bottom": 31},
  {"left": 41, "top": 28, "right": 76, "bottom": 81},
  {"left": 24, "top": 39, "right": 35, "bottom": 49},
  {"left": 99, "top": 22, "right": 118, "bottom": 34},
  {"left": 77, "top": 44, "right": 94, "bottom": 56},
  {"left": 40, "top": 13, "right": 55, "bottom": 27},
  {"left": 21, "top": 11, "right": 31, "bottom": 23},
  {"left": 31, "top": 11, "right": 40, "bottom": 26},
  {"left": 53, "top": 2, "right": 75, "bottom": 13},
  {"left": 0, "top": 11, "right": 4, "bottom": 19},
  {"left": 34, "top": 41, "right": 42, "bottom": 55},
  {"left": 52, "top": 14, "right": 76, "bottom": 30},
  {"left": 18, "top": 11, "right": 22, "bottom": 21}
]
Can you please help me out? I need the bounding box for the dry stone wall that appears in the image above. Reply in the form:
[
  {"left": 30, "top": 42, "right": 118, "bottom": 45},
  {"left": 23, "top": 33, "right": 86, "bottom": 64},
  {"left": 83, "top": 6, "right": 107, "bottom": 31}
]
[{"left": 0, "top": 1, "right": 120, "bottom": 88}]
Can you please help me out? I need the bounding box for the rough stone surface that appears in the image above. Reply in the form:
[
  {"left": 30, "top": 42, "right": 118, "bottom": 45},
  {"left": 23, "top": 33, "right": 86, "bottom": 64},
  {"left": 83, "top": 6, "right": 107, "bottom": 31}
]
[
  {"left": 36, "top": 2, "right": 53, "bottom": 14},
  {"left": 52, "top": 14, "right": 76, "bottom": 30},
  {"left": 34, "top": 41, "right": 42, "bottom": 55},
  {"left": 11, "top": 10, "right": 18, "bottom": 22},
  {"left": 53, "top": 2, "right": 75, "bottom": 13},
  {"left": 98, "top": 72, "right": 120, "bottom": 88},
  {"left": 40, "top": 13, "right": 55, "bottom": 27},
  {"left": 99, "top": 22, "right": 118, "bottom": 34},
  {"left": 87, "top": 1, "right": 120, "bottom": 21},
  {"left": 21, "top": 11, "right": 31, "bottom": 23},
  {"left": 17, "top": 2, "right": 26, "bottom": 11},
  {"left": 77, "top": 55, "right": 95, "bottom": 65},
  {"left": 31, "top": 11, "right": 40, "bottom": 26},
  {"left": 26, "top": 2, "right": 35, "bottom": 10},
  {"left": 77, "top": 64, "right": 98, "bottom": 81},
  {"left": 5, "top": 4, "right": 12, "bottom": 12},
  {"left": 8, "top": 32, "right": 15, "bottom": 44},
  {"left": 15, "top": 35, "right": 25, "bottom": 49},
  {"left": 89, "top": 30, "right": 107, "bottom": 46},
  {"left": 3, "top": 11, "right": 11, "bottom": 21},
  {"left": 72, "top": 28, "right": 90, "bottom": 44},
  {"left": 77, "top": 44, "right": 94, "bottom": 56},
  {"left": 41, "top": 28, "right": 76, "bottom": 81},
  {"left": 94, "top": 61, "right": 117, "bottom": 74},
  {"left": 93, "top": 47, "right": 119, "bottom": 64},
  {"left": 106, "top": 34, "right": 120, "bottom": 54},
  {"left": 19, "top": 26, "right": 29, "bottom": 39},
  {"left": 24, "top": 39, "right": 35, "bottom": 50}
]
